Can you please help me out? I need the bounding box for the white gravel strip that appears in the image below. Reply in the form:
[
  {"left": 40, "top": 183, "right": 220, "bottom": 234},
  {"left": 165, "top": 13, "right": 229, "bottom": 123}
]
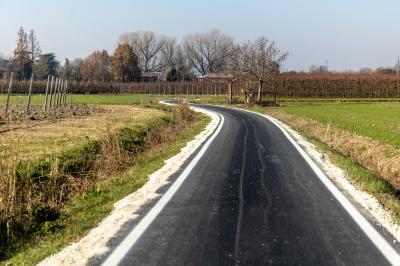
[
  {"left": 264, "top": 114, "right": 400, "bottom": 243},
  {"left": 38, "top": 105, "right": 220, "bottom": 266}
]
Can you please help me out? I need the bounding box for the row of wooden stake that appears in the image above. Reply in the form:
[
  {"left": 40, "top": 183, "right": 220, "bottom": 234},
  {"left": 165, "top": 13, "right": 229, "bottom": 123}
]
[{"left": 4, "top": 73, "right": 69, "bottom": 116}]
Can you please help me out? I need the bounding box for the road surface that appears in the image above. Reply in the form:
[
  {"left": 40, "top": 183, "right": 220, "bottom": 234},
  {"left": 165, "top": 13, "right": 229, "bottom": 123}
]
[{"left": 100, "top": 105, "right": 399, "bottom": 266}]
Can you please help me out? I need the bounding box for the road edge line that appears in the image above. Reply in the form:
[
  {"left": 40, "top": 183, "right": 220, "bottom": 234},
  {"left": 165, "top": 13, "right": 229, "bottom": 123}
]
[
  {"left": 229, "top": 106, "right": 400, "bottom": 265},
  {"left": 101, "top": 106, "right": 224, "bottom": 266}
]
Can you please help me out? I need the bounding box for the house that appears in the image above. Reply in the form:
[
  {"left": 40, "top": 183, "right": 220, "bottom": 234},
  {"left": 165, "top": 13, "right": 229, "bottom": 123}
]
[{"left": 141, "top": 72, "right": 166, "bottom": 82}]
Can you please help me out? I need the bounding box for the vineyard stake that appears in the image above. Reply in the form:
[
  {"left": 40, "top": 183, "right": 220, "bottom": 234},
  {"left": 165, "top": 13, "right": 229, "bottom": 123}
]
[
  {"left": 54, "top": 78, "right": 60, "bottom": 108},
  {"left": 52, "top": 78, "right": 58, "bottom": 108},
  {"left": 26, "top": 75, "right": 34, "bottom": 114},
  {"left": 57, "top": 79, "right": 64, "bottom": 107},
  {"left": 49, "top": 76, "right": 55, "bottom": 108},
  {"left": 44, "top": 75, "right": 50, "bottom": 111},
  {"left": 5, "top": 72, "right": 14, "bottom": 116},
  {"left": 63, "top": 80, "right": 68, "bottom": 105}
]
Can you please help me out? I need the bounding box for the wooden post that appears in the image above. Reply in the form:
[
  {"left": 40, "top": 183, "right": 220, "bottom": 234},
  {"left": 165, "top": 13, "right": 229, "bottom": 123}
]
[
  {"left": 49, "top": 76, "right": 55, "bottom": 108},
  {"left": 26, "top": 75, "right": 34, "bottom": 113},
  {"left": 57, "top": 79, "right": 64, "bottom": 107},
  {"left": 60, "top": 79, "right": 64, "bottom": 106},
  {"left": 52, "top": 78, "right": 58, "bottom": 108},
  {"left": 44, "top": 76, "right": 50, "bottom": 111},
  {"left": 55, "top": 78, "right": 60, "bottom": 107},
  {"left": 63, "top": 80, "right": 68, "bottom": 105},
  {"left": 5, "top": 72, "right": 14, "bottom": 116}
]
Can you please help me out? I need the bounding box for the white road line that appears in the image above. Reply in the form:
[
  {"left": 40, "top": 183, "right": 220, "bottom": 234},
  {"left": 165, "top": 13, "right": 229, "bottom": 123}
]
[
  {"left": 234, "top": 107, "right": 400, "bottom": 266},
  {"left": 101, "top": 111, "right": 224, "bottom": 266}
]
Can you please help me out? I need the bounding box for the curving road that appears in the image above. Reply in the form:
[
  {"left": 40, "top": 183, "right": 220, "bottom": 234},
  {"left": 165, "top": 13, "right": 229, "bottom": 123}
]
[{"left": 100, "top": 105, "right": 400, "bottom": 266}]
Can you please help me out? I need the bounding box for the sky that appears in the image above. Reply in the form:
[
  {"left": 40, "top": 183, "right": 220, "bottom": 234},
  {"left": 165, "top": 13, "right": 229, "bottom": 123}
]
[{"left": 0, "top": 0, "right": 399, "bottom": 72}]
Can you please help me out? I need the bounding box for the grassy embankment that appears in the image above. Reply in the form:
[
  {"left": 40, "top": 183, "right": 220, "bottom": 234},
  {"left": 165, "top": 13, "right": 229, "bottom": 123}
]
[
  {"left": 248, "top": 101, "right": 400, "bottom": 224},
  {"left": 0, "top": 97, "right": 210, "bottom": 265}
]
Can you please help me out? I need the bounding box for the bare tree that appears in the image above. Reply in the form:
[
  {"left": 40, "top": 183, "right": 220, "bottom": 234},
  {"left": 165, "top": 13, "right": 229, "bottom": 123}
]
[
  {"left": 309, "top": 64, "right": 328, "bottom": 73},
  {"left": 27, "top": 29, "right": 41, "bottom": 76},
  {"left": 239, "top": 36, "right": 288, "bottom": 102},
  {"left": 161, "top": 37, "right": 177, "bottom": 70},
  {"left": 118, "top": 31, "right": 167, "bottom": 72},
  {"left": 183, "top": 29, "right": 235, "bottom": 75},
  {"left": 222, "top": 45, "right": 242, "bottom": 103},
  {"left": 0, "top": 53, "right": 6, "bottom": 79},
  {"left": 80, "top": 50, "right": 111, "bottom": 81}
]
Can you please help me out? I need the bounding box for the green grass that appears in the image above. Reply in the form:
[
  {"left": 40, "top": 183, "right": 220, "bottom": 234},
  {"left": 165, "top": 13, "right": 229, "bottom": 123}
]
[
  {"left": 278, "top": 102, "right": 400, "bottom": 147},
  {"left": 0, "top": 94, "right": 160, "bottom": 105},
  {"left": 4, "top": 113, "right": 210, "bottom": 266},
  {"left": 305, "top": 136, "right": 400, "bottom": 224},
  {"left": 0, "top": 94, "right": 229, "bottom": 105},
  {"left": 245, "top": 104, "right": 400, "bottom": 226}
]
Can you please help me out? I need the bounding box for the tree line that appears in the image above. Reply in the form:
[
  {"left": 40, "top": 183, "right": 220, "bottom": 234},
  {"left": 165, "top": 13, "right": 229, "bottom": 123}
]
[{"left": 0, "top": 28, "right": 289, "bottom": 101}]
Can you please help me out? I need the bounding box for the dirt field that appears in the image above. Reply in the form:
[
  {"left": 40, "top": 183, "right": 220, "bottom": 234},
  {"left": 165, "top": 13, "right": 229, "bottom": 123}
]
[{"left": 0, "top": 104, "right": 105, "bottom": 126}]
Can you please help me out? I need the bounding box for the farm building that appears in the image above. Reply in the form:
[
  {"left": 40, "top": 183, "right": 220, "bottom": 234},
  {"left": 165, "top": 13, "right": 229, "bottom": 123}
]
[
  {"left": 141, "top": 72, "right": 166, "bottom": 82},
  {"left": 197, "top": 72, "right": 234, "bottom": 82}
]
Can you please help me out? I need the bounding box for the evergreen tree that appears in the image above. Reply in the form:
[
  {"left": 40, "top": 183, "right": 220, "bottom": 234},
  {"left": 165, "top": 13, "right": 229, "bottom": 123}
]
[{"left": 35, "top": 53, "right": 59, "bottom": 80}]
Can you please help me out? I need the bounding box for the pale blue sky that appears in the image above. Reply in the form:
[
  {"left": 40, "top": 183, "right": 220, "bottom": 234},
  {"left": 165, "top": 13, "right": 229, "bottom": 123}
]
[{"left": 0, "top": 0, "right": 399, "bottom": 71}]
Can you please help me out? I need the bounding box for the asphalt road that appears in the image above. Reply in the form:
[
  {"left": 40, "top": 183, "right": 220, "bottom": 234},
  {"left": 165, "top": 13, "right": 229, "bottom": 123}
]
[{"left": 101, "top": 105, "right": 399, "bottom": 266}]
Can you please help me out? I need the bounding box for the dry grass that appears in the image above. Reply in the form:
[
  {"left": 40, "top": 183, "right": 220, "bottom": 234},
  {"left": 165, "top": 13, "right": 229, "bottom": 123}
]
[
  {"left": 0, "top": 103, "right": 199, "bottom": 259},
  {"left": 0, "top": 105, "right": 163, "bottom": 162},
  {"left": 265, "top": 109, "right": 400, "bottom": 191}
]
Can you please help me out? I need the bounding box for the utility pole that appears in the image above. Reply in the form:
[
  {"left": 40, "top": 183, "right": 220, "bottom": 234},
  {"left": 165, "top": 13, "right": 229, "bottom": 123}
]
[{"left": 397, "top": 56, "right": 400, "bottom": 77}]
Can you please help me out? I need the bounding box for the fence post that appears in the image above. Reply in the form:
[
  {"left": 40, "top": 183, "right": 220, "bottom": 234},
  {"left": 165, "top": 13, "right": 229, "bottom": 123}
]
[
  {"left": 44, "top": 75, "right": 50, "bottom": 111},
  {"left": 26, "top": 75, "right": 34, "bottom": 113},
  {"left": 5, "top": 72, "right": 14, "bottom": 116}
]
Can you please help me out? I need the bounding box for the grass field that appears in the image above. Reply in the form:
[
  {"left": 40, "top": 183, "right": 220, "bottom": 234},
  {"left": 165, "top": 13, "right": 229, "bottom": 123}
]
[
  {"left": 0, "top": 105, "right": 163, "bottom": 161},
  {"left": 0, "top": 94, "right": 229, "bottom": 105},
  {"left": 278, "top": 102, "right": 400, "bottom": 148}
]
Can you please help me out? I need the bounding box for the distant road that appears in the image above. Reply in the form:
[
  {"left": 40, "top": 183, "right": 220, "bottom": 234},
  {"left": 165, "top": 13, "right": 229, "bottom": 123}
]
[{"left": 101, "top": 105, "right": 399, "bottom": 266}]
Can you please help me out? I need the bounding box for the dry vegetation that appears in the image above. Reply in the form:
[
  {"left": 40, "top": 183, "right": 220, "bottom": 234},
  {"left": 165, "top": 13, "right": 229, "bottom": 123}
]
[
  {"left": 0, "top": 105, "right": 163, "bottom": 161},
  {"left": 0, "top": 104, "right": 198, "bottom": 259}
]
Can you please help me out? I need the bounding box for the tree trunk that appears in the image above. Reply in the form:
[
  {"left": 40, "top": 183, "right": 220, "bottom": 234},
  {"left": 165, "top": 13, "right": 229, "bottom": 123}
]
[
  {"left": 257, "top": 80, "right": 263, "bottom": 102},
  {"left": 228, "top": 81, "right": 233, "bottom": 104}
]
